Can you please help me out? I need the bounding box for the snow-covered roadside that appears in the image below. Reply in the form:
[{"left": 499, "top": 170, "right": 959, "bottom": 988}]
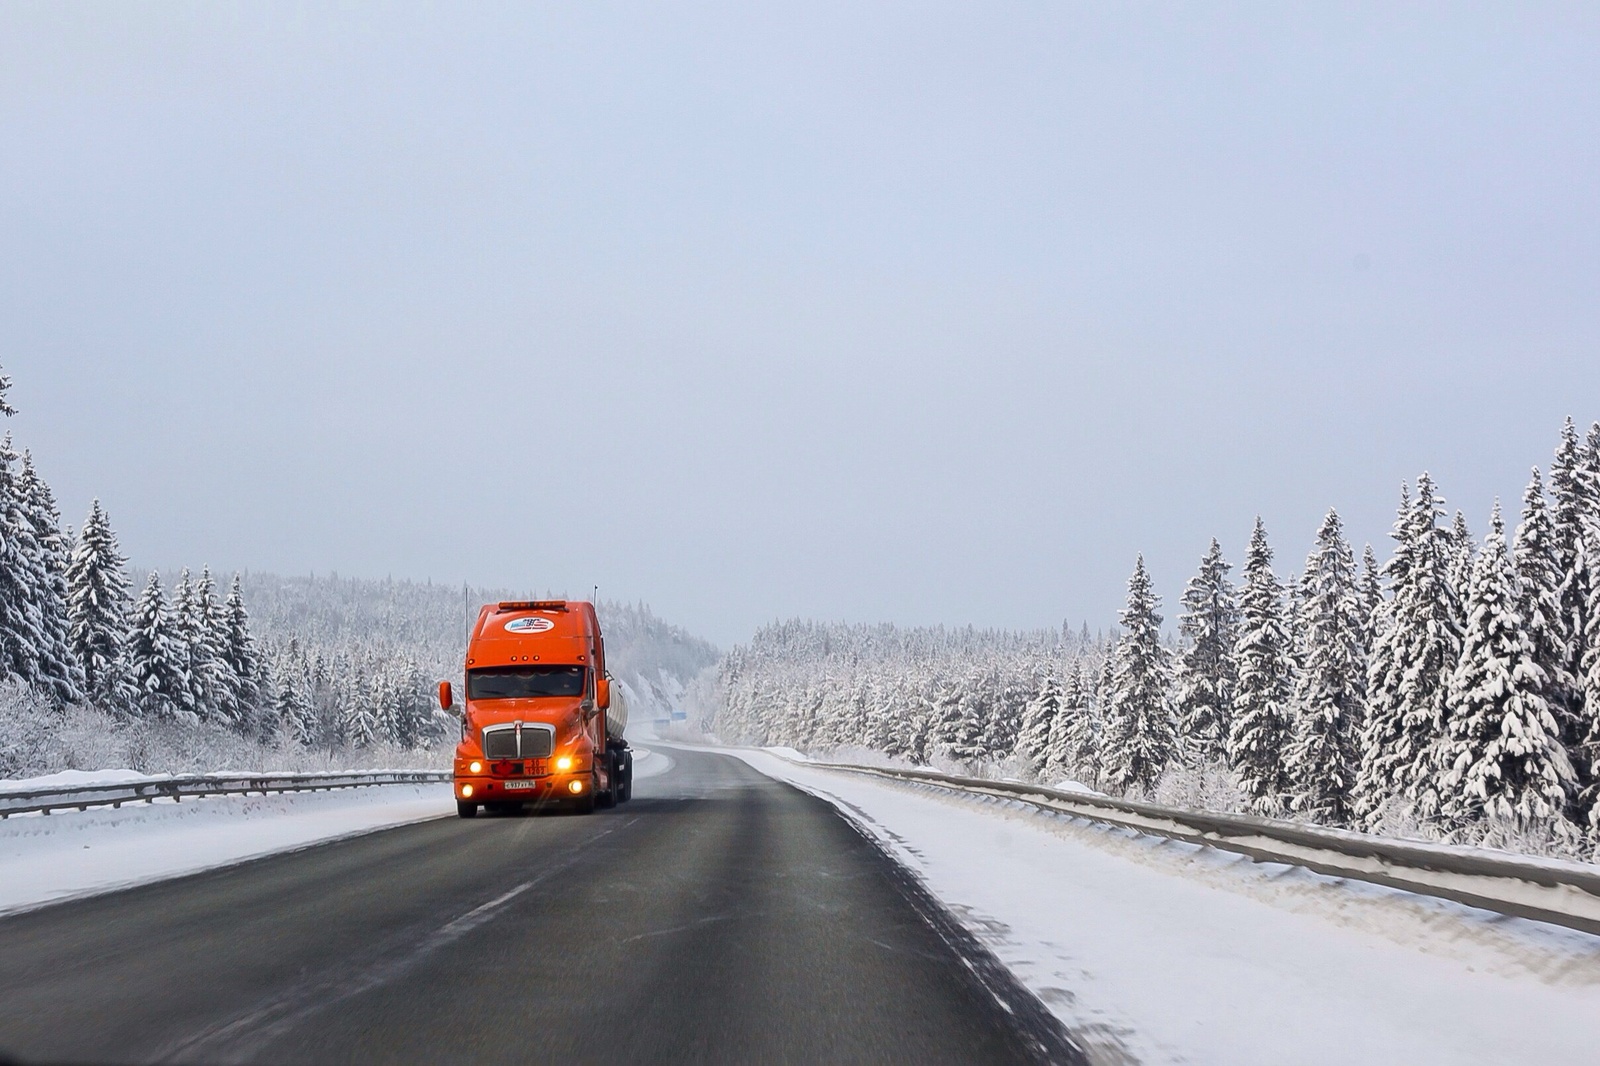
[
  {"left": 0, "top": 768, "right": 173, "bottom": 790},
  {"left": 723, "top": 746, "right": 1600, "bottom": 1066},
  {"left": 630, "top": 746, "right": 672, "bottom": 780},
  {"left": 0, "top": 783, "right": 453, "bottom": 916}
]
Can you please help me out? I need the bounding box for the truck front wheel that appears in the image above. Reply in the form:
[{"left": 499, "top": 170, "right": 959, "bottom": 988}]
[
  {"left": 572, "top": 775, "right": 598, "bottom": 814},
  {"left": 456, "top": 801, "right": 479, "bottom": 819}
]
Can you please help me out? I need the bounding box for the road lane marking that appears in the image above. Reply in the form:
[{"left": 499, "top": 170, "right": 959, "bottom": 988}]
[{"left": 156, "top": 816, "right": 641, "bottom": 1064}]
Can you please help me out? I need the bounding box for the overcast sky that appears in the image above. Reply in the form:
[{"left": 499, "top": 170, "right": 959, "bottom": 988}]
[{"left": 3, "top": 4, "right": 1598, "bottom": 647}]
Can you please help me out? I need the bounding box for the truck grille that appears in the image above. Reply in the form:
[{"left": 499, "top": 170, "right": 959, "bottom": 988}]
[{"left": 481, "top": 723, "right": 555, "bottom": 761}]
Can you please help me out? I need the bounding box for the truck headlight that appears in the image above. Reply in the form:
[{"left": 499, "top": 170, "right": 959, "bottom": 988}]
[
  {"left": 555, "top": 756, "right": 573, "bottom": 772},
  {"left": 468, "top": 761, "right": 483, "bottom": 774}
]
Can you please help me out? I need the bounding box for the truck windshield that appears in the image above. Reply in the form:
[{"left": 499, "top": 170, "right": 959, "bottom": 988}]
[{"left": 467, "top": 665, "right": 587, "bottom": 700}]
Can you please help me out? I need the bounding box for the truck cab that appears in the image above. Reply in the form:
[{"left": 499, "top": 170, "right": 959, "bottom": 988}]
[{"left": 441, "top": 600, "right": 631, "bottom": 817}]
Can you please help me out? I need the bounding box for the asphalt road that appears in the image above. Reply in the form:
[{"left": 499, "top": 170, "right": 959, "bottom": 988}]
[{"left": 0, "top": 746, "right": 1082, "bottom": 1065}]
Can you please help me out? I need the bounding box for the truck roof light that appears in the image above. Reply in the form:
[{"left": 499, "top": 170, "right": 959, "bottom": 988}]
[{"left": 496, "top": 601, "right": 568, "bottom": 613}]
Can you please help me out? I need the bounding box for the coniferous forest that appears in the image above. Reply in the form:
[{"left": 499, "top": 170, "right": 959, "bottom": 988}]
[
  {"left": 707, "top": 418, "right": 1600, "bottom": 859},
  {"left": 0, "top": 364, "right": 717, "bottom": 779}
]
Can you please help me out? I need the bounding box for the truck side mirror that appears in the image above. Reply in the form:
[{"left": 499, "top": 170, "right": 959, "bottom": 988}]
[
  {"left": 596, "top": 676, "right": 611, "bottom": 711},
  {"left": 438, "top": 680, "right": 455, "bottom": 713}
]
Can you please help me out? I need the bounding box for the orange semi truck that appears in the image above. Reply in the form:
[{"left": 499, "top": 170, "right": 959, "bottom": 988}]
[{"left": 438, "top": 600, "right": 632, "bottom": 818}]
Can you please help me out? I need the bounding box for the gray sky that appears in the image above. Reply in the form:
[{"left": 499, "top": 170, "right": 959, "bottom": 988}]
[{"left": 4, "top": 3, "right": 1598, "bottom": 647}]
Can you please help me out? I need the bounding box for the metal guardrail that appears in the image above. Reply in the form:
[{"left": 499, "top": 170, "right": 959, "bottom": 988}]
[
  {"left": 0, "top": 770, "right": 452, "bottom": 819},
  {"left": 813, "top": 761, "right": 1600, "bottom": 939}
]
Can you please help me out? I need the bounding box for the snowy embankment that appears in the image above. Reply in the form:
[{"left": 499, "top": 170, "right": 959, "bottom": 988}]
[
  {"left": 726, "top": 747, "right": 1600, "bottom": 1066},
  {"left": 629, "top": 745, "right": 672, "bottom": 781},
  {"left": 0, "top": 777, "right": 452, "bottom": 915}
]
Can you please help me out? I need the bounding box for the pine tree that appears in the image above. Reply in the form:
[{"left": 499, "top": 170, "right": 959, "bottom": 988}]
[
  {"left": 984, "top": 668, "right": 1025, "bottom": 760},
  {"left": 18, "top": 452, "right": 85, "bottom": 706},
  {"left": 168, "top": 571, "right": 203, "bottom": 719},
  {"left": 1356, "top": 545, "right": 1384, "bottom": 650},
  {"left": 221, "top": 574, "right": 264, "bottom": 734},
  {"left": 1511, "top": 468, "right": 1575, "bottom": 814},
  {"left": 1100, "top": 556, "right": 1177, "bottom": 794},
  {"left": 1172, "top": 539, "right": 1238, "bottom": 765},
  {"left": 1286, "top": 509, "right": 1365, "bottom": 824},
  {"left": 1228, "top": 518, "right": 1297, "bottom": 815},
  {"left": 190, "top": 567, "right": 234, "bottom": 725},
  {"left": 1016, "top": 673, "right": 1062, "bottom": 767},
  {"left": 124, "top": 572, "right": 186, "bottom": 720},
  {"left": 1548, "top": 419, "right": 1592, "bottom": 789},
  {"left": 1448, "top": 510, "right": 1475, "bottom": 604},
  {"left": 65, "top": 500, "right": 133, "bottom": 707},
  {"left": 1579, "top": 424, "right": 1600, "bottom": 825},
  {"left": 0, "top": 436, "right": 48, "bottom": 690},
  {"left": 930, "top": 676, "right": 968, "bottom": 761},
  {"left": 1439, "top": 503, "right": 1574, "bottom": 826},
  {"left": 0, "top": 363, "right": 14, "bottom": 417},
  {"left": 278, "top": 671, "right": 317, "bottom": 746},
  {"left": 345, "top": 673, "right": 380, "bottom": 747},
  {"left": 1047, "top": 662, "right": 1099, "bottom": 784},
  {"left": 949, "top": 678, "right": 991, "bottom": 765},
  {"left": 1357, "top": 474, "right": 1463, "bottom": 826}
]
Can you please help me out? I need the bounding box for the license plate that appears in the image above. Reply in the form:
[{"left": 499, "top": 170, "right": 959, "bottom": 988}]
[{"left": 503, "top": 780, "right": 536, "bottom": 791}]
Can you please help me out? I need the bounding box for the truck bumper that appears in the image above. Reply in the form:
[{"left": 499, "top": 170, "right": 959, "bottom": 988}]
[{"left": 454, "top": 772, "right": 592, "bottom": 803}]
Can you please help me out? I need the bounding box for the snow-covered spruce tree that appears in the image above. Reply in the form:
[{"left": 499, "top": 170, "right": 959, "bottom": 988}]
[
  {"left": 1448, "top": 510, "right": 1475, "bottom": 607},
  {"left": 930, "top": 676, "right": 967, "bottom": 761},
  {"left": 902, "top": 682, "right": 937, "bottom": 765},
  {"left": 1016, "top": 672, "right": 1062, "bottom": 768},
  {"left": 0, "top": 363, "right": 14, "bottom": 418},
  {"left": 948, "top": 676, "right": 992, "bottom": 765},
  {"left": 378, "top": 655, "right": 435, "bottom": 749},
  {"left": 1228, "top": 519, "right": 1298, "bottom": 816},
  {"left": 1356, "top": 545, "right": 1383, "bottom": 650},
  {"left": 1548, "top": 419, "right": 1593, "bottom": 794},
  {"left": 1047, "top": 662, "right": 1099, "bottom": 784},
  {"left": 221, "top": 574, "right": 265, "bottom": 734},
  {"left": 65, "top": 500, "right": 133, "bottom": 707},
  {"left": 344, "top": 675, "right": 380, "bottom": 748},
  {"left": 1439, "top": 503, "right": 1574, "bottom": 828},
  {"left": 1286, "top": 509, "right": 1366, "bottom": 825},
  {"left": 0, "top": 436, "right": 49, "bottom": 691},
  {"left": 1511, "top": 469, "right": 1577, "bottom": 812},
  {"left": 1579, "top": 425, "right": 1600, "bottom": 827},
  {"left": 168, "top": 571, "right": 204, "bottom": 720},
  {"left": 1172, "top": 539, "right": 1238, "bottom": 765},
  {"left": 189, "top": 567, "right": 235, "bottom": 725},
  {"left": 1583, "top": 512, "right": 1600, "bottom": 828},
  {"left": 276, "top": 669, "right": 317, "bottom": 746},
  {"left": 18, "top": 451, "right": 85, "bottom": 706},
  {"left": 1356, "top": 474, "right": 1463, "bottom": 827},
  {"left": 984, "top": 669, "right": 1027, "bottom": 762},
  {"left": 123, "top": 572, "right": 187, "bottom": 721},
  {"left": 1100, "top": 556, "right": 1177, "bottom": 795}
]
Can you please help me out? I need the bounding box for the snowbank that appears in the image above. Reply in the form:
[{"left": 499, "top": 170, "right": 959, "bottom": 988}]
[
  {"left": 630, "top": 747, "right": 673, "bottom": 781},
  {"left": 0, "top": 782, "right": 453, "bottom": 915},
  {"left": 723, "top": 747, "right": 1600, "bottom": 1066},
  {"left": 0, "top": 768, "right": 173, "bottom": 791}
]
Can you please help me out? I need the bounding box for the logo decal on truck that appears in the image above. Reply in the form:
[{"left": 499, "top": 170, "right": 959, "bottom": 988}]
[{"left": 505, "top": 616, "right": 555, "bottom": 633}]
